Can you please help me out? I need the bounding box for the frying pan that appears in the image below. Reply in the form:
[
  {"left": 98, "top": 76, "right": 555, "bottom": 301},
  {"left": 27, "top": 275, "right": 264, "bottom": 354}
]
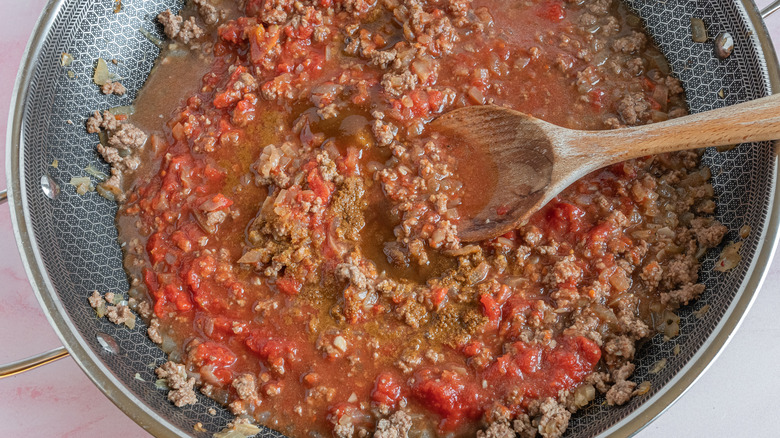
[{"left": 3, "top": 0, "right": 780, "bottom": 437}]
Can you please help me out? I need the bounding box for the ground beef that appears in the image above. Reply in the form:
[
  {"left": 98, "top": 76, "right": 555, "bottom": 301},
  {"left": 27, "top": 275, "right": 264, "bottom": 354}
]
[
  {"left": 625, "top": 57, "right": 645, "bottom": 76},
  {"left": 616, "top": 307, "right": 651, "bottom": 340},
  {"left": 88, "top": 111, "right": 148, "bottom": 202},
  {"left": 606, "top": 379, "right": 637, "bottom": 406},
  {"left": 110, "top": 123, "right": 148, "bottom": 150},
  {"left": 616, "top": 92, "right": 650, "bottom": 125},
  {"left": 550, "top": 256, "right": 582, "bottom": 286},
  {"left": 691, "top": 217, "right": 728, "bottom": 248},
  {"left": 604, "top": 336, "right": 635, "bottom": 366},
  {"left": 232, "top": 373, "right": 259, "bottom": 400},
  {"left": 193, "top": 0, "right": 223, "bottom": 25},
  {"left": 478, "top": 419, "right": 515, "bottom": 438},
  {"left": 586, "top": 0, "right": 612, "bottom": 16},
  {"left": 612, "top": 31, "right": 647, "bottom": 54},
  {"left": 253, "top": 0, "right": 293, "bottom": 24},
  {"left": 101, "top": 80, "right": 127, "bottom": 96},
  {"left": 662, "top": 256, "right": 699, "bottom": 289},
  {"left": 535, "top": 398, "right": 571, "bottom": 438},
  {"left": 665, "top": 76, "right": 684, "bottom": 94},
  {"left": 136, "top": 300, "right": 153, "bottom": 319},
  {"left": 371, "top": 50, "right": 398, "bottom": 69},
  {"left": 585, "top": 371, "right": 611, "bottom": 394},
  {"left": 88, "top": 290, "right": 105, "bottom": 309},
  {"left": 334, "top": 423, "right": 355, "bottom": 438},
  {"left": 148, "top": 318, "right": 163, "bottom": 344},
  {"left": 373, "top": 411, "right": 412, "bottom": 438},
  {"left": 661, "top": 283, "right": 706, "bottom": 307},
  {"left": 158, "top": 10, "right": 204, "bottom": 44},
  {"left": 318, "top": 103, "right": 340, "bottom": 120},
  {"left": 106, "top": 304, "right": 134, "bottom": 326},
  {"left": 156, "top": 361, "right": 198, "bottom": 407},
  {"left": 513, "top": 414, "right": 537, "bottom": 438},
  {"left": 381, "top": 70, "right": 418, "bottom": 97},
  {"left": 372, "top": 119, "right": 397, "bottom": 146},
  {"left": 86, "top": 110, "right": 119, "bottom": 133},
  {"left": 611, "top": 362, "right": 635, "bottom": 382}
]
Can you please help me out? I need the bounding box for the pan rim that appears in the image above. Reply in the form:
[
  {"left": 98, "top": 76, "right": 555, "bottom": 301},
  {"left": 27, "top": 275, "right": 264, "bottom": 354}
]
[
  {"left": 5, "top": 1, "right": 780, "bottom": 437},
  {"left": 5, "top": 0, "right": 184, "bottom": 436}
]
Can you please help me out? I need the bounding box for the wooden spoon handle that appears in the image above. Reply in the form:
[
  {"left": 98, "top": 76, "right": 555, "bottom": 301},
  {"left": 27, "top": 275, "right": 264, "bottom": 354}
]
[{"left": 569, "top": 93, "right": 780, "bottom": 165}]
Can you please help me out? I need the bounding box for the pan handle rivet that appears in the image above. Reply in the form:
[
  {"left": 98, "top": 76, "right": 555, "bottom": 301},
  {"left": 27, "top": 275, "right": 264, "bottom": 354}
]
[
  {"left": 96, "top": 333, "right": 120, "bottom": 355},
  {"left": 41, "top": 174, "right": 59, "bottom": 200}
]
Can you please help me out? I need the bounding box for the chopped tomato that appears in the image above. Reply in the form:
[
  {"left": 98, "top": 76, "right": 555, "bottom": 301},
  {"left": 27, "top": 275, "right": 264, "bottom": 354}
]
[
  {"left": 371, "top": 372, "right": 403, "bottom": 407},
  {"left": 275, "top": 276, "right": 302, "bottom": 295},
  {"left": 537, "top": 1, "right": 565, "bottom": 21},
  {"left": 412, "top": 369, "right": 483, "bottom": 431}
]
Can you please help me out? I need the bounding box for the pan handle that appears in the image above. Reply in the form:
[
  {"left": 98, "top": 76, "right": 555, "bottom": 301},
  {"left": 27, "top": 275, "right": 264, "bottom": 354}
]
[
  {"left": 762, "top": 0, "right": 780, "bottom": 18},
  {"left": 0, "top": 189, "right": 70, "bottom": 378},
  {"left": 0, "top": 347, "right": 70, "bottom": 379}
]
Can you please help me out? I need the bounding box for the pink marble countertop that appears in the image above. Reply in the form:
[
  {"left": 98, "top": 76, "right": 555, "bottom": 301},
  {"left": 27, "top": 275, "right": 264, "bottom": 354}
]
[{"left": 1, "top": 1, "right": 778, "bottom": 437}]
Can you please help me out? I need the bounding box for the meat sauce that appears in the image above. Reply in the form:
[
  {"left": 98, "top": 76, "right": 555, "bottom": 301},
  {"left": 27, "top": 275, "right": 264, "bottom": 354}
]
[{"left": 109, "top": 0, "right": 727, "bottom": 436}]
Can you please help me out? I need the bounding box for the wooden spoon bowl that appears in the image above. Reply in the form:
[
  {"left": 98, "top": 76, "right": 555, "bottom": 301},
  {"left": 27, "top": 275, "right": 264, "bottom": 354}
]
[{"left": 432, "top": 94, "right": 780, "bottom": 241}]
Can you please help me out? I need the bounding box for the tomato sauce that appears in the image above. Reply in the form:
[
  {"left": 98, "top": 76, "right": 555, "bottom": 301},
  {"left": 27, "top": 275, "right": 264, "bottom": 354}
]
[{"left": 113, "top": 0, "right": 723, "bottom": 436}]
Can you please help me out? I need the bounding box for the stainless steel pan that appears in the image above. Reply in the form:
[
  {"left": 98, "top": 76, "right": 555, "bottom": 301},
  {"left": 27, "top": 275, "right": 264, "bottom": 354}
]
[{"left": 3, "top": 0, "right": 780, "bottom": 436}]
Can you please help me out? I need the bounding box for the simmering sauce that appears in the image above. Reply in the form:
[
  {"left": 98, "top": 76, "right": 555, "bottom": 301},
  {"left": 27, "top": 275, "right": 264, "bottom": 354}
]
[{"left": 104, "top": 0, "right": 727, "bottom": 436}]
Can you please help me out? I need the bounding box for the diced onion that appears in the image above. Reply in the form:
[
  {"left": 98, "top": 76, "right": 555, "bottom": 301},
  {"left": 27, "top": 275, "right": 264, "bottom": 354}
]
[
  {"left": 690, "top": 18, "right": 707, "bottom": 43},
  {"left": 634, "top": 381, "right": 652, "bottom": 395},
  {"left": 693, "top": 304, "right": 711, "bottom": 319},
  {"left": 139, "top": 28, "right": 164, "bottom": 48},
  {"left": 70, "top": 176, "right": 95, "bottom": 195},
  {"left": 714, "top": 241, "right": 742, "bottom": 272},
  {"left": 649, "top": 358, "right": 667, "bottom": 374},
  {"left": 93, "top": 58, "right": 110, "bottom": 86},
  {"left": 60, "top": 53, "right": 74, "bottom": 67}
]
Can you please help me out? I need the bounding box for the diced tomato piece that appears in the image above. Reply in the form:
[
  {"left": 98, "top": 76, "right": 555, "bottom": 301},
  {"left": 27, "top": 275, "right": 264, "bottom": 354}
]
[
  {"left": 428, "top": 89, "right": 444, "bottom": 112},
  {"left": 412, "top": 369, "right": 483, "bottom": 431},
  {"left": 190, "top": 341, "right": 237, "bottom": 368},
  {"left": 146, "top": 232, "right": 169, "bottom": 265},
  {"left": 545, "top": 202, "right": 587, "bottom": 235},
  {"left": 204, "top": 164, "right": 226, "bottom": 182},
  {"left": 431, "top": 286, "right": 449, "bottom": 308},
  {"left": 143, "top": 269, "right": 159, "bottom": 296},
  {"left": 275, "top": 276, "right": 302, "bottom": 295},
  {"left": 586, "top": 221, "right": 614, "bottom": 253},
  {"left": 218, "top": 20, "right": 244, "bottom": 45},
  {"left": 306, "top": 168, "right": 335, "bottom": 201},
  {"left": 461, "top": 341, "right": 482, "bottom": 357},
  {"left": 164, "top": 283, "right": 194, "bottom": 312},
  {"left": 479, "top": 294, "right": 501, "bottom": 324},
  {"left": 199, "top": 193, "right": 233, "bottom": 212},
  {"left": 513, "top": 342, "right": 543, "bottom": 374},
  {"left": 537, "top": 1, "right": 565, "bottom": 21},
  {"left": 191, "top": 282, "right": 230, "bottom": 312},
  {"left": 371, "top": 372, "right": 403, "bottom": 407},
  {"left": 232, "top": 93, "right": 257, "bottom": 126},
  {"left": 249, "top": 24, "right": 281, "bottom": 65},
  {"left": 338, "top": 147, "right": 361, "bottom": 176},
  {"left": 188, "top": 341, "right": 237, "bottom": 386},
  {"left": 573, "top": 335, "right": 602, "bottom": 364},
  {"left": 245, "top": 330, "right": 299, "bottom": 370},
  {"left": 589, "top": 88, "right": 605, "bottom": 110}
]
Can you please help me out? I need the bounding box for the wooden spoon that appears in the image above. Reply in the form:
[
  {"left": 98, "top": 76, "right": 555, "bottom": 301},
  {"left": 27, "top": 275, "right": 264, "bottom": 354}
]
[{"left": 431, "top": 94, "right": 780, "bottom": 242}]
